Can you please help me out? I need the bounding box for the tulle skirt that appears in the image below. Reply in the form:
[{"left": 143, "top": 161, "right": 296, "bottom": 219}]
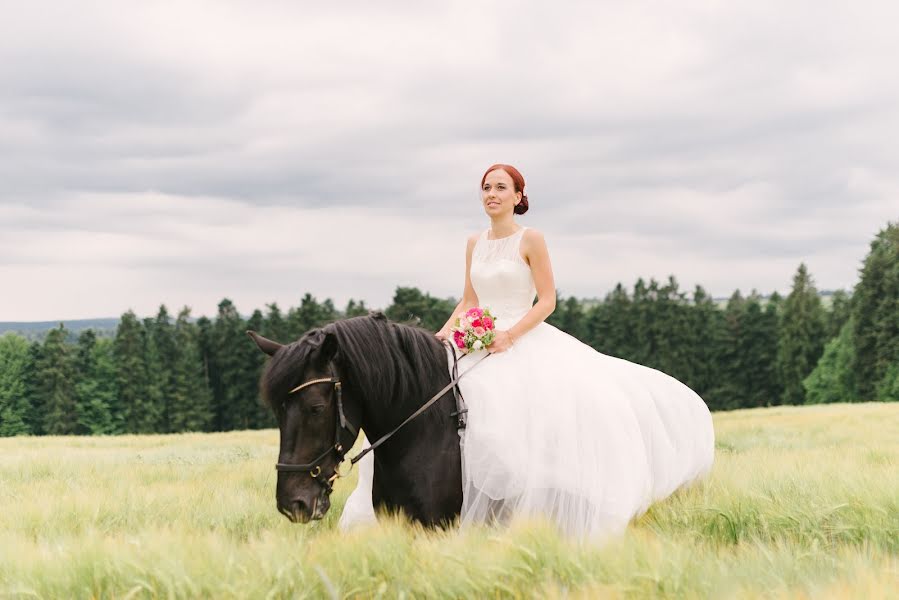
[
  {"left": 340, "top": 321, "right": 715, "bottom": 542},
  {"left": 454, "top": 321, "right": 715, "bottom": 542}
]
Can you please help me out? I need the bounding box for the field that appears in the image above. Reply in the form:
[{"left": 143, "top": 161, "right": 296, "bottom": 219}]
[{"left": 1, "top": 403, "right": 897, "bottom": 599}]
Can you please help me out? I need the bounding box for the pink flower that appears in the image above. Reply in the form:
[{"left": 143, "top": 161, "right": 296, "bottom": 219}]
[
  {"left": 465, "top": 307, "right": 484, "bottom": 319},
  {"left": 471, "top": 318, "right": 483, "bottom": 329},
  {"left": 453, "top": 330, "right": 466, "bottom": 349},
  {"left": 473, "top": 326, "right": 486, "bottom": 337},
  {"left": 482, "top": 316, "right": 494, "bottom": 330}
]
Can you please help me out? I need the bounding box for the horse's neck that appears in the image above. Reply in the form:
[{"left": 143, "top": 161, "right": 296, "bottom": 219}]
[{"left": 361, "top": 395, "right": 457, "bottom": 463}]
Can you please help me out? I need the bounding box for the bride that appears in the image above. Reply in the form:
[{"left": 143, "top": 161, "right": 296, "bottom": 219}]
[{"left": 339, "top": 164, "right": 715, "bottom": 541}]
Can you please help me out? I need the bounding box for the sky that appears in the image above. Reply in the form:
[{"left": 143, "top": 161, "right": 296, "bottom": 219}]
[{"left": 1, "top": 1, "right": 897, "bottom": 321}]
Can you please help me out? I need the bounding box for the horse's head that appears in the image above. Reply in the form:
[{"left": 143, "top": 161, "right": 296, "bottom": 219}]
[{"left": 248, "top": 329, "right": 361, "bottom": 524}]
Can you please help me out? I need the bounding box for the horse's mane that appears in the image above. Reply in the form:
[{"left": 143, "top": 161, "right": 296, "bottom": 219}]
[{"left": 262, "top": 312, "right": 450, "bottom": 420}]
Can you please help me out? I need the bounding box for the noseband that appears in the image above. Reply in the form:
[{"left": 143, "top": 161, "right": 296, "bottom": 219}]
[{"left": 275, "top": 341, "right": 488, "bottom": 494}]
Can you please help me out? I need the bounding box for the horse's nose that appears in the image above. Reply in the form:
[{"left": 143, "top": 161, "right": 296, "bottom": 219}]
[{"left": 279, "top": 498, "right": 312, "bottom": 523}]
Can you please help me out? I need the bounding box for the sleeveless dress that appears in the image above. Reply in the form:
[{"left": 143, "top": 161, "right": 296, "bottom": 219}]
[{"left": 339, "top": 226, "right": 715, "bottom": 541}]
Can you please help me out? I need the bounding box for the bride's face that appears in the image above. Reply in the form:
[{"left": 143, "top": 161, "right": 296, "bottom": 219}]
[{"left": 481, "top": 169, "right": 521, "bottom": 217}]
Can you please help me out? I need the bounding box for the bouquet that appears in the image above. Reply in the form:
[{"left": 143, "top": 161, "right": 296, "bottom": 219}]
[{"left": 451, "top": 306, "right": 497, "bottom": 352}]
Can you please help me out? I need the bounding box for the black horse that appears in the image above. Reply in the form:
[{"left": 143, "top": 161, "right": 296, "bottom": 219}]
[{"left": 248, "top": 312, "right": 463, "bottom": 526}]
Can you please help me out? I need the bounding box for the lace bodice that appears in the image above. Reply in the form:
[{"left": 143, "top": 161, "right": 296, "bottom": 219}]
[{"left": 470, "top": 226, "right": 536, "bottom": 327}]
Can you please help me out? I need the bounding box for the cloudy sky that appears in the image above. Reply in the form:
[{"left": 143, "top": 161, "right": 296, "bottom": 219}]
[{"left": 1, "top": 1, "right": 897, "bottom": 321}]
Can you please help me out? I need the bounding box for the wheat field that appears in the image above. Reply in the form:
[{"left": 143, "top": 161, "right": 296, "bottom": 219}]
[{"left": 1, "top": 402, "right": 897, "bottom": 599}]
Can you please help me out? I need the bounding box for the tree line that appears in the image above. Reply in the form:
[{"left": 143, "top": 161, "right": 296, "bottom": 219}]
[{"left": 0, "top": 222, "right": 896, "bottom": 436}]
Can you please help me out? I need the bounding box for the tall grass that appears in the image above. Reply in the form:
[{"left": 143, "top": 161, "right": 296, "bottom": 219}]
[{"left": 1, "top": 402, "right": 896, "bottom": 598}]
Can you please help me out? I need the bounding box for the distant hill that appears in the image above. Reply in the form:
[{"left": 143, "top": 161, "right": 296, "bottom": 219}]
[{"left": 0, "top": 318, "right": 120, "bottom": 342}]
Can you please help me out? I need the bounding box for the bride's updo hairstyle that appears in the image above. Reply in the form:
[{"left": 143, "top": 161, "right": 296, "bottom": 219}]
[{"left": 481, "top": 164, "right": 529, "bottom": 215}]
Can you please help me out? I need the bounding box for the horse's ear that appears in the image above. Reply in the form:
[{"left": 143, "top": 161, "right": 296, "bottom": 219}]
[
  {"left": 315, "top": 331, "right": 339, "bottom": 366},
  {"left": 246, "top": 330, "right": 283, "bottom": 356}
]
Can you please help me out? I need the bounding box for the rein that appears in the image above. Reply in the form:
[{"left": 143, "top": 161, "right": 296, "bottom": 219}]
[{"left": 275, "top": 340, "right": 491, "bottom": 493}]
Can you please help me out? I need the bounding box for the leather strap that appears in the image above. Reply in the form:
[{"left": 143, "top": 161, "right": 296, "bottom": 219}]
[{"left": 350, "top": 345, "right": 489, "bottom": 465}]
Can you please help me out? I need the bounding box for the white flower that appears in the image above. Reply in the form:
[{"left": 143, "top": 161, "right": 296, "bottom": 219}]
[{"left": 472, "top": 340, "right": 483, "bottom": 350}]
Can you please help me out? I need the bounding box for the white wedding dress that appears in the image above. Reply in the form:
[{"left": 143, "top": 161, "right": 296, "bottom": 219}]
[{"left": 339, "top": 226, "right": 715, "bottom": 541}]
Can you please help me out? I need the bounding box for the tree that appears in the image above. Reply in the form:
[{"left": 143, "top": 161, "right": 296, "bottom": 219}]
[
  {"left": 169, "top": 308, "right": 214, "bottom": 432},
  {"left": 23, "top": 342, "right": 44, "bottom": 434},
  {"left": 246, "top": 308, "right": 272, "bottom": 428},
  {"left": 851, "top": 221, "right": 899, "bottom": 400},
  {"left": 685, "top": 285, "right": 728, "bottom": 410},
  {"left": 826, "top": 289, "right": 852, "bottom": 341},
  {"left": 741, "top": 291, "right": 781, "bottom": 408},
  {"left": 385, "top": 287, "right": 456, "bottom": 332},
  {"left": 630, "top": 278, "right": 653, "bottom": 365},
  {"left": 875, "top": 363, "right": 899, "bottom": 403},
  {"left": 114, "top": 311, "right": 155, "bottom": 433},
  {"left": 37, "top": 325, "right": 79, "bottom": 434},
  {"left": 777, "top": 263, "right": 827, "bottom": 404},
  {"left": 803, "top": 318, "right": 858, "bottom": 404},
  {"left": 547, "top": 293, "right": 586, "bottom": 340},
  {"left": 263, "top": 302, "right": 289, "bottom": 343},
  {"left": 344, "top": 298, "right": 370, "bottom": 318},
  {"left": 149, "top": 306, "right": 178, "bottom": 433},
  {"left": 210, "top": 299, "right": 260, "bottom": 431},
  {"left": 73, "top": 330, "right": 117, "bottom": 435},
  {"left": 651, "top": 276, "right": 693, "bottom": 383},
  {"left": 287, "top": 294, "right": 339, "bottom": 340},
  {"left": 717, "top": 290, "right": 748, "bottom": 410},
  {"left": 585, "top": 283, "right": 634, "bottom": 360},
  {"left": 0, "top": 333, "right": 32, "bottom": 436}
]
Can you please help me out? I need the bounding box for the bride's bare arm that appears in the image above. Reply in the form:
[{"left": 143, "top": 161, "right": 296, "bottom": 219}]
[
  {"left": 505, "top": 229, "right": 556, "bottom": 343},
  {"left": 437, "top": 233, "right": 480, "bottom": 337}
]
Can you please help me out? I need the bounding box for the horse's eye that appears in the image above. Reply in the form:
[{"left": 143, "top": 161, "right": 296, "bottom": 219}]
[{"left": 309, "top": 405, "right": 326, "bottom": 416}]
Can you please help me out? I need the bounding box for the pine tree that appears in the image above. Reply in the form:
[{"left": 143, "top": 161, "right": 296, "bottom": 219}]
[
  {"left": 195, "top": 316, "right": 217, "bottom": 427},
  {"left": 686, "top": 285, "right": 727, "bottom": 410},
  {"left": 585, "top": 283, "right": 633, "bottom": 359},
  {"left": 150, "top": 306, "right": 178, "bottom": 433},
  {"left": 114, "top": 311, "right": 154, "bottom": 433},
  {"left": 0, "top": 333, "right": 33, "bottom": 436},
  {"left": 141, "top": 316, "right": 166, "bottom": 433},
  {"left": 169, "top": 308, "right": 214, "bottom": 432},
  {"left": 826, "top": 289, "right": 852, "bottom": 341},
  {"left": 850, "top": 222, "right": 899, "bottom": 400},
  {"left": 777, "top": 263, "right": 827, "bottom": 405},
  {"left": 653, "top": 276, "right": 693, "bottom": 382},
  {"left": 385, "top": 287, "right": 456, "bottom": 332},
  {"left": 757, "top": 292, "right": 783, "bottom": 405},
  {"left": 630, "top": 278, "right": 653, "bottom": 365},
  {"left": 717, "top": 290, "right": 747, "bottom": 410},
  {"left": 210, "top": 299, "right": 260, "bottom": 431},
  {"left": 263, "top": 303, "right": 289, "bottom": 343},
  {"left": 23, "top": 342, "right": 44, "bottom": 435},
  {"left": 344, "top": 299, "right": 370, "bottom": 318},
  {"left": 246, "top": 309, "right": 273, "bottom": 429},
  {"left": 287, "top": 294, "right": 339, "bottom": 340},
  {"left": 73, "top": 330, "right": 117, "bottom": 435},
  {"left": 38, "top": 324, "right": 79, "bottom": 434},
  {"left": 741, "top": 291, "right": 780, "bottom": 408},
  {"left": 547, "top": 295, "right": 585, "bottom": 340}
]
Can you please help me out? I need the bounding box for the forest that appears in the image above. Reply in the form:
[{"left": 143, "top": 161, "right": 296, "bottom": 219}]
[{"left": 0, "top": 222, "right": 896, "bottom": 436}]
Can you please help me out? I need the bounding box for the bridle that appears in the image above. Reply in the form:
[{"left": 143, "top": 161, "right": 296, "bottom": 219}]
[
  {"left": 274, "top": 362, "right": 356, "bottom": 493},
  {"left": 275, "top": 340, "right": 487, "bottom": 494}
]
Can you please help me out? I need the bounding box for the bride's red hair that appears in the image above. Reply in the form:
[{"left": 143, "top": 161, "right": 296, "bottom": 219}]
[{"left": 481, "top": 164, "right": 529, "bottom": 215}]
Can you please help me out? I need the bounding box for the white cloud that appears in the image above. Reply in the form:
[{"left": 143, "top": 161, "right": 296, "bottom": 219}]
[{"left": 1, "top": 1, "right": 897, "bottom": 320}]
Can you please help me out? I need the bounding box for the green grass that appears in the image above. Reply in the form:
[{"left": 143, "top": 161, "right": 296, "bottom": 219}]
[{"left": 1, "top": 403, "right": 897, "bottom": 598}]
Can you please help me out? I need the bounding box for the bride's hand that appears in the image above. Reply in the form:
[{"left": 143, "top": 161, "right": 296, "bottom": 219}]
[
  {"left": 488, "top": 330, "right": 515, "bottom": 354},
  {"left": 435, "top": 327, "right": 451, "bottom": 341}
]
